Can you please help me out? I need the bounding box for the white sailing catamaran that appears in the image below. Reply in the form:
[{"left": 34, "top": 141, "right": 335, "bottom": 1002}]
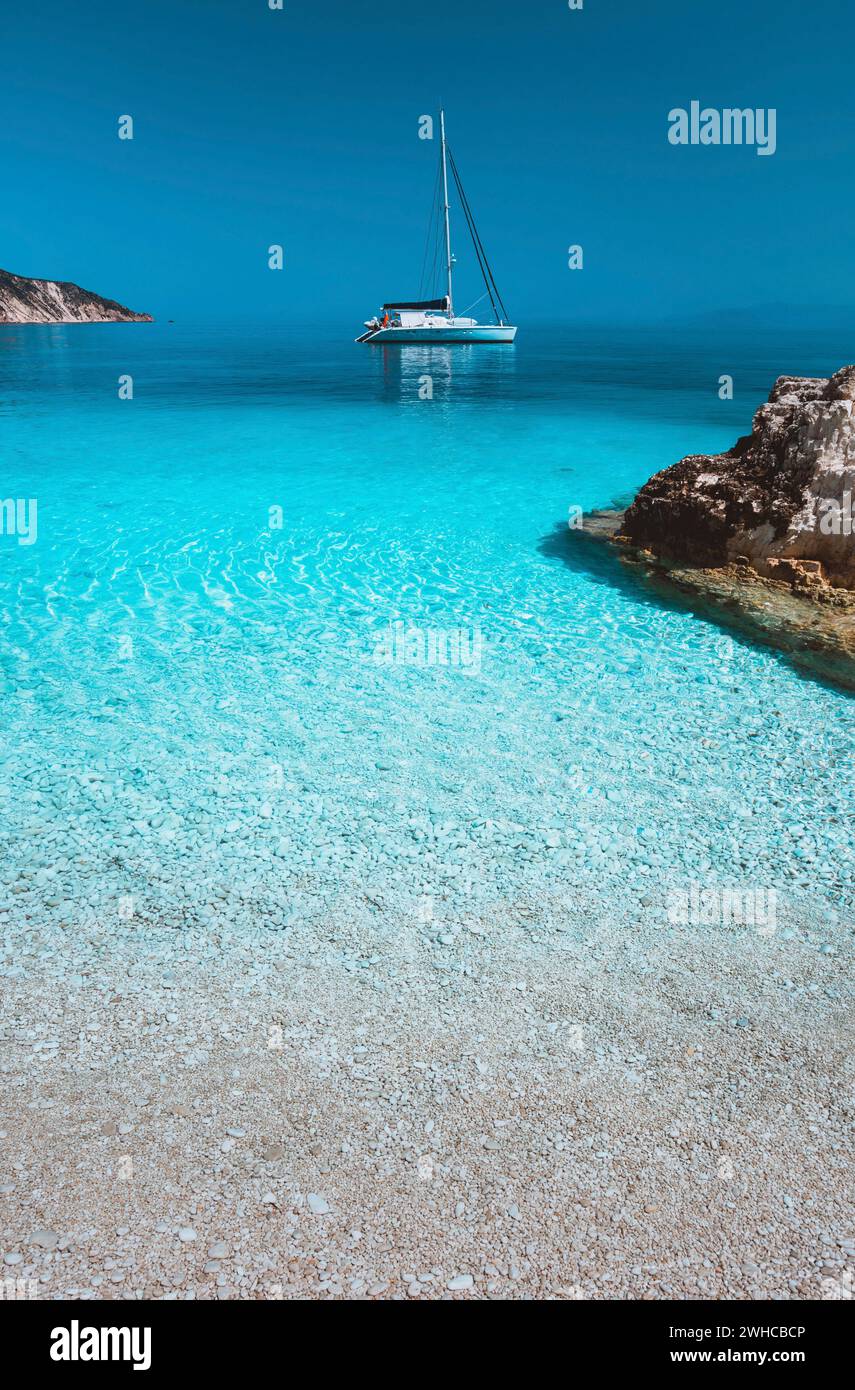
[{"left": 356, "top": 111, "right": 517, "bottom": 345}]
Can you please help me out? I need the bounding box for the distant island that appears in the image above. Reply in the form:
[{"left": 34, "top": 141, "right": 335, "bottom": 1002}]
[{"left": 0, "top": 267, "right": 152, "bottom": 323}]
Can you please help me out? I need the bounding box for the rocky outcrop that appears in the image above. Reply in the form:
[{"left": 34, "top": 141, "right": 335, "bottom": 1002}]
[
  {"left": 0, "top": 268, "right": 152, "bottom": 323},
  {"left": 620, "top": 366, "right": 855, "bottom": 590}
]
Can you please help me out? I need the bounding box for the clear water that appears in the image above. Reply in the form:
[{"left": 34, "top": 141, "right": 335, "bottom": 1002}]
[{"left": 1, "top": 323, "right": 853, "bottom": 936}]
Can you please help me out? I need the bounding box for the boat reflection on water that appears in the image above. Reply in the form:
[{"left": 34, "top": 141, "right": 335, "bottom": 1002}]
[{"left": 366, "top": 339, "right": 520, "bottom": 408}]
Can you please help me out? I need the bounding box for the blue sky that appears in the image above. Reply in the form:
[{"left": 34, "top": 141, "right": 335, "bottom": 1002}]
[{"left": 1, "top": 0, "right": 852, "bottom": 324}]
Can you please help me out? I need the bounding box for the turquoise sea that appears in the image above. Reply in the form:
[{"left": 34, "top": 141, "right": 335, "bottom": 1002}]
[{"left": 1, "top": 323, "right": 853, "bottom": 936}]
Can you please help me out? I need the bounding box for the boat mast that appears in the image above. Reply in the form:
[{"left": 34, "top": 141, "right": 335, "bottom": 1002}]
[{"left": 439, "top": 109, "right": 454, "bottom": 319}]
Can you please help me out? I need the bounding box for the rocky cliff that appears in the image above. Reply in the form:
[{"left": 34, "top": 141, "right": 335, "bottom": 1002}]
[
  {"left": 620, "top": 366, "right": 855, "bottom": 590},
  {"left": 0, "top": 268, "right": 152, "bottom": 323}
]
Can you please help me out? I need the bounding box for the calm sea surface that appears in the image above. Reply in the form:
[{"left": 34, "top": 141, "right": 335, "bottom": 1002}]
[{"left": 1, "top": 322, "right": 852, "bottom": 933}]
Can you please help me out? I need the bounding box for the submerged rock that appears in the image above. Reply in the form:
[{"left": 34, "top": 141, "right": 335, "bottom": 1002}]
[
  {"left": 620, "top": 366, "right": 855, "bottom": 590},
  {"left": 575, "top": 510, "right": 855, "bottom": 692},
  {"left": 0, "top": 267, "right": 152, "bottom": 323}
]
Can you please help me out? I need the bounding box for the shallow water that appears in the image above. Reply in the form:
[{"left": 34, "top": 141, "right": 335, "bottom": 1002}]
[{"left": 1, "top": 322, "right": 853, "bottom": 935}]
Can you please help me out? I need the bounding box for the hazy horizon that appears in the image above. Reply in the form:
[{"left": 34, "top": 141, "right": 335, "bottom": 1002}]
[{"left": 3, "top": 0, "right": 854, "bottom": 329}]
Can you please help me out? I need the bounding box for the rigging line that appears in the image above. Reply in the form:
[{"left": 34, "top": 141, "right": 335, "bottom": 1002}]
[
  {"left": 430, "top": 155, "right": 443, "bottom": 296},
  {"left": 448, "top": 147, "right": 510, "bottom": 322},
  {"left": 447, "top": 149, "right": 499, "bottom": 319},
  {"left": 459, "top": 289, "right": 490, "bottom": 317},
  {"left": 447, "top": 158, "right": 494, "bottom": 313},
  {"left": 429, "top": 179, "right": 443, "bottom": 299},
  {"left": 447, "top": 152, "right": 500, "bottom": 323},
  {"left": 453, "top": 157, "right": 508, "bottom": 323},
  {"left": 417, "top": 154, "right": 440, "bottom": 299},
  {"left": 417, "top": 155, "right": 442, "bottom": 300},
  {"left": 427, "top": 155, "right": 445, "bottom": 299},
  {"left": 457, "top": 155, "right": 510, "bottom": 322}
]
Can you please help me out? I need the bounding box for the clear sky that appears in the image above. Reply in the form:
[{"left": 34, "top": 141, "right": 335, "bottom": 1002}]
[{"left": 2, "top": 0, "right": 852, "bottom": 325}]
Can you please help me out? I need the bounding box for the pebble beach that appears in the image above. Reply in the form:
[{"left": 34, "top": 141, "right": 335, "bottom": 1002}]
[{"left": 3, "top": 885, "right": 852, "bottom": 1299}]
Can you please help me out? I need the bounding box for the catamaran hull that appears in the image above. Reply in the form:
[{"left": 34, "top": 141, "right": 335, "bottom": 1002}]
[{"left": 357, "top": 325, "right": 517, "bottom": 344}]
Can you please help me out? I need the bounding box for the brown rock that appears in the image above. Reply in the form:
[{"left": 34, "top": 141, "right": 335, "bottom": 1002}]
[{"left": 620, "top": 366, "right": 855, "bottom": 588}]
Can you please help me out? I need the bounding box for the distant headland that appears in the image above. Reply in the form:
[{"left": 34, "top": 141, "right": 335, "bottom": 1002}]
[{"left": 0, "top": 267, "right": 152, "bottom": 323}]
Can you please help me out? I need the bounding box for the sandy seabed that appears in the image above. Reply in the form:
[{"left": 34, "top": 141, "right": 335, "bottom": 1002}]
[{"left": 1, "top": 888, "right": 852, "bottom": 1301}]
